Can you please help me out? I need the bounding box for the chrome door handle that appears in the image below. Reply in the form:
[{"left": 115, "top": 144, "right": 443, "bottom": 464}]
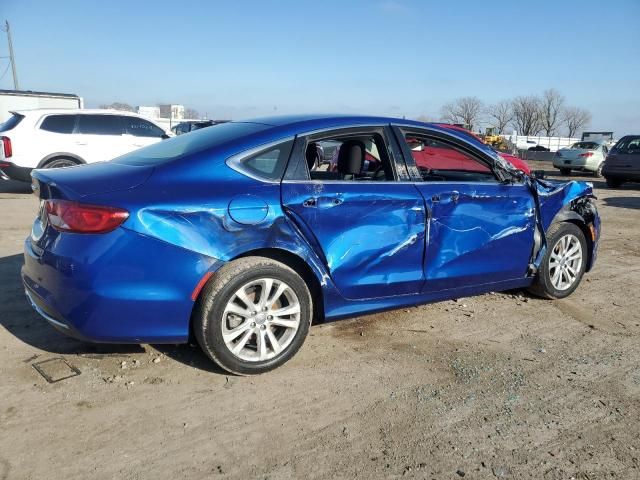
[
  {"left": 450, "top": 191, "right": 459, "bottom": 203},
  {"left": 302, "top": 198, "right": 317, "bottom": 208}
]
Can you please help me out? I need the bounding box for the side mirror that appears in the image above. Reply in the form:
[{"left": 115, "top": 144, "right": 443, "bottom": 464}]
[{"left": 161, "top": 134, "right": 170, "bottom": 140}]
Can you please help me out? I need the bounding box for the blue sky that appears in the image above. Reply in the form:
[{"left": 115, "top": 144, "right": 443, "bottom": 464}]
[{"left": 2, "top": 0, "right": 640, "bottom": 135}]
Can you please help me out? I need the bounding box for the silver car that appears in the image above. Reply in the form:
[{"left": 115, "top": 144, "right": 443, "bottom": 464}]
[{"left": 553, "top": 140, "right": 608, "bottom": 177}]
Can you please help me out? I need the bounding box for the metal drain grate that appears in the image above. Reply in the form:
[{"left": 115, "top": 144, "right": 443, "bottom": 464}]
[{"left": 32, "top": 357, "right": 81, "bottom": 383}]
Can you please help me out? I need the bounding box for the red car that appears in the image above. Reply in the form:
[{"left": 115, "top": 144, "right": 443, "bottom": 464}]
[{"left": 436, "top": 124, "right": 531, "bottom": 174}]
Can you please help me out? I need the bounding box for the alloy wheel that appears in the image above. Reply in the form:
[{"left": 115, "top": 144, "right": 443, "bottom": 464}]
[
  {"left": 221, "top": 278, "right": 301, "bottom": 362},
  {"left": 548, "top": 234, "right": 583, "bottom": 291}
]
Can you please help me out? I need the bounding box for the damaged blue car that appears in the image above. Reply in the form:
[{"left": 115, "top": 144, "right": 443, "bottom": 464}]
[{"left": 23, "top": 115, "right": 600, "bottom": 374}]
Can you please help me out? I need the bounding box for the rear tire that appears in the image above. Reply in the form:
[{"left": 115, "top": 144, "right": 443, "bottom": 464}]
[
  {"left": 593, "top": 164, "right": 603, "bottom": 177},
  {"left": 528, "top": 222, "right": 587, "bottom": 299},
  {"left": 42, "top": 157, "right": 80, "bottom": 169},
  {"left": 194, "top": 257, "right": 312, "bottom": 375},
  {"left": 605, "top": 177, "right": 623, "bottom": 188},
  {"left": 559, "top": 168, "right": 571, "bottom": 175}
]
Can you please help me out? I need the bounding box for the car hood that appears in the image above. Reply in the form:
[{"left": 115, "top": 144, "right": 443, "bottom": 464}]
[{"left": 31, "top": 161, "right": 154, "bottom": 200}]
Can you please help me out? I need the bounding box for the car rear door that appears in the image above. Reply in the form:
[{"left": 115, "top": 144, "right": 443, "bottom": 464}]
[
  {"left": 76, "top": 114, "right": 129, "bottom": 162},
  {"left": 394, "top": 126, "right": 536, "bottom": 292},
  {"left": 280, "top": 126, "right": 427, "bottom": 300}
]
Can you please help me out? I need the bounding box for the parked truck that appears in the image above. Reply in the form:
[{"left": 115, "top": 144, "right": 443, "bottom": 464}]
[{"left": 0, "top": 89, "right": 83, "bottom": 123}]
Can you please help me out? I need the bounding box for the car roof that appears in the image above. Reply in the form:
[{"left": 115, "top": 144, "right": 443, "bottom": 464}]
[
  {"left": 232, "top": 114, "right": 480, "bottom": 141},
  {"left": 12, "top": 108, "right": 150, "bottom": 117}
]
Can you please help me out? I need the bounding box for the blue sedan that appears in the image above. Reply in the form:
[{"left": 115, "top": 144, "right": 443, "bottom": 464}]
[{"left": 22, "top": 115, "right": 600, "bottom": 374}]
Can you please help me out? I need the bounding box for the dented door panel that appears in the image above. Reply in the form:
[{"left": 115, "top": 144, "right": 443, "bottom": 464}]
[
  {"left": 281, "top": 181, "right": 427, "bottom": 300},
  {"left": 414, "top": 182, "right": 536, "bottom": 291}
]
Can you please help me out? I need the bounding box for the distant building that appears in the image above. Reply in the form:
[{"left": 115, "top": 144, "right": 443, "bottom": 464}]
[
  {"left": 159, "top": 104, "right": 185, "bottom": 121},
  {"left": 136, "top": 106, "right": 160, "bottom": 119}
]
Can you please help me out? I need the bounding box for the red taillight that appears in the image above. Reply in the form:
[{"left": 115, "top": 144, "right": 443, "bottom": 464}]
[
  {"left": 1, "top": 136, "right": 12, "bottom": 158},
  {"left": 579, "top": 152, "right": 594, "bottom": 158},
  {"left": 45, "top": 200, "right": 129, "bottom": 233}
]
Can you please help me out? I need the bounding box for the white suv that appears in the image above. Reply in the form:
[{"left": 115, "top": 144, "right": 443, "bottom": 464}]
[{"left": 0, "top": 109, "right": 170, "bottom": 182}]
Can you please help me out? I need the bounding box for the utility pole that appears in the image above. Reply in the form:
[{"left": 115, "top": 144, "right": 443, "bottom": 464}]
[{"left": 3, "top": 20, "right": 19, "bottom": 90}]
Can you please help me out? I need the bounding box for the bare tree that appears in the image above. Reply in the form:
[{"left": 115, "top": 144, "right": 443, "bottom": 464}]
[
  {"left": 511, "top": 95, "right": 542, "bottom": 136},
  {"left": 440, "top": 96, "right": 483, "bottom": 129},
  {"left": 563, "top": 106, "right": 591, "bottom": 138},
  {"left": 99, "top": 102, "right": 135, "bottom": 112},
  {"left": 539, "top": 89, "right": 565, "bottom": 136},
  {"left": 485, "top": 100, "right": 513, "bottom": 134},
  {"left": 415, "top": 114, "right": 436, "bottom": 123},
  {"left": 185, "top": 108, "right": 200, "bottom": 119}
]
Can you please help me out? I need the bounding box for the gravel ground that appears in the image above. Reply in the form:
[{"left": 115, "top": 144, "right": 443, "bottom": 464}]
[{"left": 0, "top": 165, "right": 639, "bottom": 480}]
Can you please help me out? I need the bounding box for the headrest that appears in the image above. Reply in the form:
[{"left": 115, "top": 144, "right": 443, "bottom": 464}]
[{"left": 337, "top": 140, "right": 365, "bottom": 175}]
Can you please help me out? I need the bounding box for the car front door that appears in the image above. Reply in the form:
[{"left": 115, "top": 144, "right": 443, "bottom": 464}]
[
  {"left": 281, "top": 126, "right": 427, "bottom": 300},
  {"left": 394, "top": 126, "right": 536, "bottom": 292}
]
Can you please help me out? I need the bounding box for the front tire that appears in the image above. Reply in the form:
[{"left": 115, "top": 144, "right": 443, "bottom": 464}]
[
  {"left": 528, "top": 222, "right": 587, "bottom": 299},
  {"left": 194, "top": 257, "right": 312, "bottom": 375}
]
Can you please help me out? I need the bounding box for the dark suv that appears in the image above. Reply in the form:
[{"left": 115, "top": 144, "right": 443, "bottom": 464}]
[{"left": 603, "top": 135, "right": 640, "bottom": 187}]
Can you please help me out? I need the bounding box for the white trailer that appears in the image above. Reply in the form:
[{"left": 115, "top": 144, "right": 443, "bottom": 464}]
[{"left": 0, "top": 89, "right": 83, "bottom": 123}]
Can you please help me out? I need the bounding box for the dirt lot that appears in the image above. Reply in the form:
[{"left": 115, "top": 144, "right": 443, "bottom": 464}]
[{"left": 1, "top": 165, "right": 639, "bottom": 480}]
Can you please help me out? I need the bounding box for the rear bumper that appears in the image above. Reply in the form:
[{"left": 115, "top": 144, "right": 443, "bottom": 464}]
[
  {"left": 0, "top": 161, "right": 32, "bottom": 182},
  {"left": 22, "top": 226, "right": 223, "bottom": 343},
  {"left": 552, "top": 159, "right": 597, "bottom": 171},
  {"left": 602, "top": 165, "right": 640, "bottom": 181}
]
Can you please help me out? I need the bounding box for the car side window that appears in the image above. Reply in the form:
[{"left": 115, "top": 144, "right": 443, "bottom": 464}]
[
  {"left": 123, "top": 116, "right": 165, "bottom": 138},
  {"left": 237, "top": 140, "right": 294, "bottom": 181},
  {"left": 304, "top": 133, "right": 394, "bottom": 182},
  {"left": 77, "top": 115, "right": 124, "bottom": 135},
  {"left": 400, "top": 132, "right": 496, "bottom": 182},
  {"left": 40, "top": 115, "right": 76, "bottom": 134}
]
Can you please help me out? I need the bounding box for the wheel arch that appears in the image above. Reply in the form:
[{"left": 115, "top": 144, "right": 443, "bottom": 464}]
[
  {"left": 37, "top": 152, "right": 86, "bottom": 168},
  {"left": 548, "top": 213, "right": 595, "bottom": 272},
  {"left": 189, "top": 247, "right": 327, "bottom": 343}
]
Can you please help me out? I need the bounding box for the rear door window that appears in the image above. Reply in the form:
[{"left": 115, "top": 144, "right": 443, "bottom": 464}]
[
  {"left": 40, "top": 115, "right": 76, "bottom": 134},
  {"left": 77, "top": 115, "right": 124, "bottom": 135},
  {"left": 122, "top": 116, "right": 165, "bottom": 138}
]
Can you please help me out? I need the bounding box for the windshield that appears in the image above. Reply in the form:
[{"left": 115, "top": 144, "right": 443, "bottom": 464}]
[
  {"left": 0, "top": 113, "right": 24, "bottom": 132},
  {"left": 570, "top": 142, "right": 599, "bottom": 150},
  {"left": 112, "top": 122, "right": 270, "bottom": 166}
]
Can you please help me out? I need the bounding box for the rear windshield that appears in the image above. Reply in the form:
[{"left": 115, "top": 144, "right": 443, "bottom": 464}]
[
  {"left": 570, "top": 142, "right": 599, "bottom": 150},
  {"left": 613, "top": 136, "right": 640, "bottom": 152},
  {"left": 113, "top": 122, "right": 270, "bottom": 166},
  {"left": 0, "top": 113, "right": 24, "bottom": 132}
]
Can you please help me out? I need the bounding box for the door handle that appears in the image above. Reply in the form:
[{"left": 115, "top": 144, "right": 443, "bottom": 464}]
[
  {"left": 74, "top": 142, "right": 87, "bottom": 146},
  {"left": 450, "top": 191, "right": 459, "bottom": 203},
  {"left": 302, "top": 198, "right": 317, "bottom": 208},
  {"left": 431, "top": 194, "right": 440, "bottom": 203}
]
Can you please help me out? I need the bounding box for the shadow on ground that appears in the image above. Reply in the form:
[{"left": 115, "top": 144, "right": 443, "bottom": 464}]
[
  {"left": 0, "top": 179, "right": 31, "bottom": 194},
  {"left": 603, "top": 197, "right": 640, "bottom": 210},
  {"left": 0, "top": 253, "right": 227, "bottom": 374}
]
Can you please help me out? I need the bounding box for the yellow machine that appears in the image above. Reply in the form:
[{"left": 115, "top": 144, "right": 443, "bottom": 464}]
[{"left": 483, "top": 127, "right": 508, "bottom": 150}]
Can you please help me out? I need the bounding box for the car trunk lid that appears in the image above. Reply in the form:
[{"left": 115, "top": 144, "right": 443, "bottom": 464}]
[{"left": 31, "top": 161, "right": 154, "bottom": 200}]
